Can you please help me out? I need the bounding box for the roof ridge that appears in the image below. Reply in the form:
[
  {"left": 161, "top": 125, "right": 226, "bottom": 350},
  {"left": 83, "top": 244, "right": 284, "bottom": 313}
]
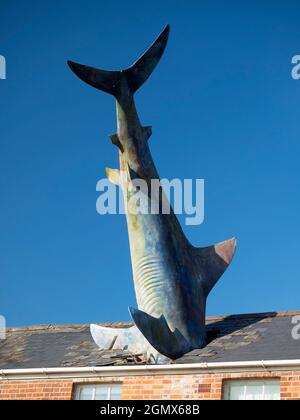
[
  {"left": 5, "top": 322, "right": 133, "bottom": 333},
  {"left": 206, "top": 310, "right": 300, "bottom": 321},
  {"left": 5, "top": 311, "right": 300, "bottom": 332}
]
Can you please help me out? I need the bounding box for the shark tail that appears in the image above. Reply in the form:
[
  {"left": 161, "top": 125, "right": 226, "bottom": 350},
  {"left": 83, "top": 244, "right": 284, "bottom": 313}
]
[
  {"left": 129, "top": 307, "right": 191, "bottom": 360},
  {"left": 68, "top": 24, "right": 170, "bottom": 97}
]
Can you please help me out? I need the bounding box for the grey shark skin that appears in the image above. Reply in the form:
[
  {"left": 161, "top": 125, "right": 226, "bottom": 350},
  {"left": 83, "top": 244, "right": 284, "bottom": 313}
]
[{"left": 68, "top": 25, "right": 236, "bottom": 359}]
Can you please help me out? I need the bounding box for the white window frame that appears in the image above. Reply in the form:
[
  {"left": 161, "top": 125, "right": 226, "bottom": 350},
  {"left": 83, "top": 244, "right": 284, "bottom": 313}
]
[
  {"left": 224, "top": 379, "right": 280, "bottom": 400},
  {"left": 74, "top": 383, "right": 122, "bottom": 400}
]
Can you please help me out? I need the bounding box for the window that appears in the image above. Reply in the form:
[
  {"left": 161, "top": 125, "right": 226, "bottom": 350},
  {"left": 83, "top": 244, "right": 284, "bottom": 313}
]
[
  {"left": 224, "top": 379, "right": 280, "bottom": 400},
  {"left": 74, "top": 383, "right": 122, "bottom": 400}
]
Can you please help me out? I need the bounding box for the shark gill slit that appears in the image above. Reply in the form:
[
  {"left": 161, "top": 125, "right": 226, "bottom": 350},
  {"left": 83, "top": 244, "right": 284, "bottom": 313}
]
[{"left": 134, "top": 256, "right": 166, "bottom": 316}]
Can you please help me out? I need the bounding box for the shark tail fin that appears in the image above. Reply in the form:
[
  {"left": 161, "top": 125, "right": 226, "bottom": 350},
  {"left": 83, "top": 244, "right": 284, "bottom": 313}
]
[
  {"left": 67, "top": 61, "right": 120, "bottom": 96},
  {"left": 129, "top": 306, "right": 191, "bottom": 360},
  {"left": 68, "top": 25, "right": 170, "bottom": 96},
  {"left": 194, "top": 237, "right": 237, "bottom": 298}
]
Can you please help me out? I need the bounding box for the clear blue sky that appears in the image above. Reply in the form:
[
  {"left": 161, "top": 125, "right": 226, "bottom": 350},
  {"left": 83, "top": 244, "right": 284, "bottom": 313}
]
[{"left": 1, "top": 0, "right": 299, "bottom": 327}]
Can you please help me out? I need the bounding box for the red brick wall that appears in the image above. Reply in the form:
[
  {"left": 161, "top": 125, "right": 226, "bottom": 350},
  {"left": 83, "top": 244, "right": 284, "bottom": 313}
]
[
  {"left": 0, "top": 380, "right": 73, "bottom": 400},
  {"left": 122, "top": 371, "right": 300, "bottom": 400},
  {"left": 0, "top": 371, "right": 299, "bottom": 400},
  {"left": 280, "top": 372, "right": 300, "bottom": 400}
]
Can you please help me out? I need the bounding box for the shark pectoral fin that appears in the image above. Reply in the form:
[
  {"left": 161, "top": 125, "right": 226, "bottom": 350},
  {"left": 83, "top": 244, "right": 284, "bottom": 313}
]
[
  {"left": 109, "top": 133, "right": 124, "bottom": 152},
  {"left": 195, "top": 237, "right": 237, "bottom": 297},
  {"left": 90, "top": 324, "right": 160, "bottom": 357},
  {"left": 127, "top": 164, "right": 139, "bottom": 182},
  {"left": 129, "top": 307, "right": 191, "bottom": 359},
  {"left": 143, "top": 126, "right": 152, "bottom": 140},
  {"left": 106, "top": 168, "right": 120, "bottom": 186}
]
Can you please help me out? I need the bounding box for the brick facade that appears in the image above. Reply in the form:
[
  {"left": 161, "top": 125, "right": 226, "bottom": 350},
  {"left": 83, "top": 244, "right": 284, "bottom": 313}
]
[{"left": 0, "top": 370, "right": 299, "bottom": 400}]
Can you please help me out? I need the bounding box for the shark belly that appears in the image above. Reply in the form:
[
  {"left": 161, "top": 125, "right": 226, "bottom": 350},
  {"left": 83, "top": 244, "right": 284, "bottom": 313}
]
[
  {"left": 127, "top": 211, "right": 206, "bottom": 346},
  {"left": 127, "top": 214, "right": 180, "bottom": 313}
]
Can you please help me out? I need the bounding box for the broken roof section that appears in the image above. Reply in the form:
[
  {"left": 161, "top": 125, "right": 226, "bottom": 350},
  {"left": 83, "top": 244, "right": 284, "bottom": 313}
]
[{"left": 0, "top": 312, "right": 299, "bottom": 369}]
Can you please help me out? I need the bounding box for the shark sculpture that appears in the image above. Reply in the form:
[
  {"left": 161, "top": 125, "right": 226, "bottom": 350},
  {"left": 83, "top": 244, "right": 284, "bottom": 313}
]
[{"left": 68, "top": 25, "right": 236, "bottom": 360}]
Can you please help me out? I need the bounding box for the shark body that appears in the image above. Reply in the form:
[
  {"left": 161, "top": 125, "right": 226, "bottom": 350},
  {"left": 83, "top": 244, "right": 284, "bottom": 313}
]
[{"left": 68, "top": 25, "right": 236, "bottom": 359}]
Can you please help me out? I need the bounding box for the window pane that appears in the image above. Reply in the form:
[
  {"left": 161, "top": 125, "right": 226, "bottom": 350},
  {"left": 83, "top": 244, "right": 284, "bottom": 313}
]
[
  {"left": 244, "top": 382, "right": 264, "bottom": 400},
  {"left": 94, "top": 385, "right": 110, "bottom": 400},
  {"left": 225, "top": 380, "right": 280, "bottom": 401},
  {"left": 77, "top": 385, "right": 95, "bottom": 400},
  {"left": 228, "top": 383, "right": 246, "bottom": 400},
  {"left": 264, "top": 383, "right": 280, "bottom": 400},
  {"left": 75, "top": 384, "right": 122, "bottom": 400},
  {"left": 110, "top": 385, "right": 123, "bottom": 400}
]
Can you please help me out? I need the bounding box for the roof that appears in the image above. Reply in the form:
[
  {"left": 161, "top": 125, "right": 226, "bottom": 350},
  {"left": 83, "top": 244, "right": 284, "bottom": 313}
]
[{"left": 0, "top": 312, "right": 299, "bottom": 369}]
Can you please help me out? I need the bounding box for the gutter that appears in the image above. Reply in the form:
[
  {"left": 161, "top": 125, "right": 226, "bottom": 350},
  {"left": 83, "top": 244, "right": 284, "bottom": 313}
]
[{"left": 1, "top": 360, "right": 300, "bottom": 380}]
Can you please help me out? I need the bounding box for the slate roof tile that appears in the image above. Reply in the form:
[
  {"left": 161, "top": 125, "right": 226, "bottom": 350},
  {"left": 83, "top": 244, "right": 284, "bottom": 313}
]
[{"left": 0, "top": 312, "right": 299, "bottom": 368}]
